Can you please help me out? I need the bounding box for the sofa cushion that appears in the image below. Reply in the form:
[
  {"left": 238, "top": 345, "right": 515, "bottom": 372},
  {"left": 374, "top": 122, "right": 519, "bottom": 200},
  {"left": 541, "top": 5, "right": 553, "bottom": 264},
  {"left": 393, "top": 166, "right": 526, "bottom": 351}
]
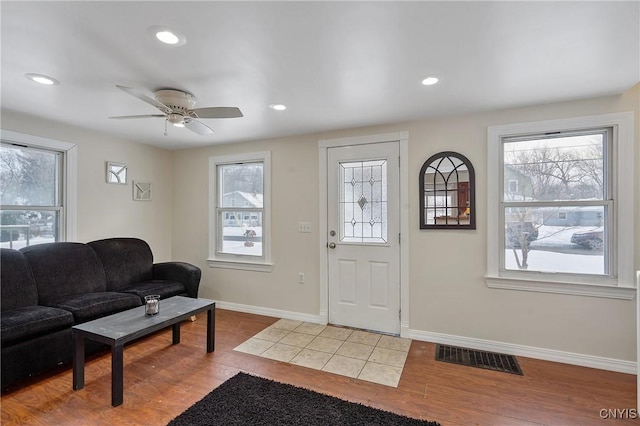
[
  {"left": 1, "top": 306, "right": 74, "bottom": 346},
  {"left": 118, "top": 280, "right": 187, "bottom": 301},
  {"left": 1, "top": 249, "right": 38, "bottom": 311},
  {"left": 88, "top": 238, "right": 153, "bottom": 291},
  {"left": 48, "top": 292, "right": 141, "bottom": 323},
  {"left": 21, "top": 243, "right": 107, "bottom": 305}
]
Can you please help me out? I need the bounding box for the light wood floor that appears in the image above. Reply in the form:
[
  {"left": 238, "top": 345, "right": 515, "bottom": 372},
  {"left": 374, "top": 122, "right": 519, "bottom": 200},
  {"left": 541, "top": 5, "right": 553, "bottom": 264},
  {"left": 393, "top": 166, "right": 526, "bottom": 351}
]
[{"left": 1, "top": 309, "right": 636, "bottom": 425}]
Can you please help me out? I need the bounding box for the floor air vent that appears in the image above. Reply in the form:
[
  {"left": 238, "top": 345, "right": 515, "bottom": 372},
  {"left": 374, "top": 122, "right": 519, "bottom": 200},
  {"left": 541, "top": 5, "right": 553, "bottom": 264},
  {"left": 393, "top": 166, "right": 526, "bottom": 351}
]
[{"left": 435, "top": 344, "right": 523, "bottom": 375}]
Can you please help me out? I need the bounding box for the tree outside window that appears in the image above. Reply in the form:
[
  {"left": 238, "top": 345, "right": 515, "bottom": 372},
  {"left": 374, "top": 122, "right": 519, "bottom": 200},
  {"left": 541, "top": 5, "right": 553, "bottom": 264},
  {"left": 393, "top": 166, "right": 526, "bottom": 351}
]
[
  {"left": 208, "top": 151, "right": 272, "bottom": 271},
  {"left": 0, "top": 144, "right": 62, "bottom": 248},
  {"left": 501, "top": 129, "right": 610, "bottom": 276}
]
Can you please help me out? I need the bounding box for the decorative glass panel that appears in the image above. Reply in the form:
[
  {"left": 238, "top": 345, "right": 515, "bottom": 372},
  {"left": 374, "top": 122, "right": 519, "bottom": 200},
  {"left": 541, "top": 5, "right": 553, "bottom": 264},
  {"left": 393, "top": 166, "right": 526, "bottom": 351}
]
[{"left": 340, "top": 159, "right": 387, "bottom": 243}]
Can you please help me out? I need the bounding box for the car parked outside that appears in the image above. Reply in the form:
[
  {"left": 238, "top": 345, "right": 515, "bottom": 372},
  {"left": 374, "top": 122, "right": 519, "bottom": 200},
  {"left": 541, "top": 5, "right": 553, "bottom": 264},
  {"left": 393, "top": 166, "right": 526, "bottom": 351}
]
[{"left": 570, "top": 227, "right": 604, "bottom": 250}]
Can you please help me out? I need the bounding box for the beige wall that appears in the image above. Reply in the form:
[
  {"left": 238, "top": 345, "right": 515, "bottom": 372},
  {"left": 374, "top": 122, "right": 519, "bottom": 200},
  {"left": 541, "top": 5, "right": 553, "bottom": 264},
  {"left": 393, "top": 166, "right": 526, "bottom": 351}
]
[
  {"left": 173, "top": 84, "right": 639, "bottom": 362},
  {"left": 1, "top": 110, "right": 174, "bottom": 261},
  {"left": 2, "top": 84, "right": 637, "bottom": 363}
]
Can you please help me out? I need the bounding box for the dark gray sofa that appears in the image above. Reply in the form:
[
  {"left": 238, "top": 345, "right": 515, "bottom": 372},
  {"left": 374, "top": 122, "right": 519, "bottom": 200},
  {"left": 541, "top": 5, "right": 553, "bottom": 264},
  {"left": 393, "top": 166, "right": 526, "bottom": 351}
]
[{"left": 1, "top": 237, "right": 201, "bottom": 390}]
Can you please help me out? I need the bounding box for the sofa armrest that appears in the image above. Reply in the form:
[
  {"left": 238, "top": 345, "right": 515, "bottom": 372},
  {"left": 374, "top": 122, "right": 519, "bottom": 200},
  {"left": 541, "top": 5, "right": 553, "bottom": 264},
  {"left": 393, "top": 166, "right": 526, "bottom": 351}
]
[{"left": 152, "top": 262, "right": 201, "bottom": 298}]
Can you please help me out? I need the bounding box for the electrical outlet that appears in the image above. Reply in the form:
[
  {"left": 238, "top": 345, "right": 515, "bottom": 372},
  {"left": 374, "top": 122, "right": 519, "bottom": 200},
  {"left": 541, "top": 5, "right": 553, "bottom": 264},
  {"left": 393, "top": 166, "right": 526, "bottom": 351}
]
[
  {"left": 297, "top": 272, "right": 305, "bottom": 284},
  {"left": 298, "top": 222, "right": 311, "bottom": 233}
]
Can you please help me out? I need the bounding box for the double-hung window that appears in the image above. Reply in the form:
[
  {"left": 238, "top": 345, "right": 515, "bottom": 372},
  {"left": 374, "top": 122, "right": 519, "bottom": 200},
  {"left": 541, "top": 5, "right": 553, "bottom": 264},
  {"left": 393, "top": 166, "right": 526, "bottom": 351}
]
[
  {"left": 208, "top": 151, "right": 272, "bottom": 271},
  {"left": 0, "top": 131, "right": 76, "bottom": 248},
  {"left": 487, "top": 113, "right": 635, "bottom": 299}
]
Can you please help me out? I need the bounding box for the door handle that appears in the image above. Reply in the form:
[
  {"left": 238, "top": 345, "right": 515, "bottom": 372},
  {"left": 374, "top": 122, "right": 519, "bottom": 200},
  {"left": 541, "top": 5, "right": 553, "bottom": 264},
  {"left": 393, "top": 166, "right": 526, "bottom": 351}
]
[{"left": 328, "top": 242, "right": 336, "bottom": 249}]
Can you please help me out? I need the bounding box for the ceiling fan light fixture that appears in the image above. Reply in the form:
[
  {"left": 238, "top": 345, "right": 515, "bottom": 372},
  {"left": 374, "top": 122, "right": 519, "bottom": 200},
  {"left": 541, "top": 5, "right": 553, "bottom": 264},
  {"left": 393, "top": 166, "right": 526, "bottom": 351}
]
[
  {"left": 167, "top": 113, "right": 185, "bottom": 127},
  {"left": 269, "top": 104, "right": 287, "bottom": 111}
]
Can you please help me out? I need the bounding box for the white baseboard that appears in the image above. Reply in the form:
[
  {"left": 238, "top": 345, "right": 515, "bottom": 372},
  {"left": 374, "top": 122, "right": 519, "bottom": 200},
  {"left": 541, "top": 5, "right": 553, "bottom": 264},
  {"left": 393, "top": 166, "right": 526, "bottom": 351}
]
[
  {"left": 216, "top": 301, "right": 327, "bottom": 325},
  {"left": 215, "top": 301, "right": 636, "bottom": 375},
  {"left": 409, "top": 329, "right": 637, "bottom": 375}
]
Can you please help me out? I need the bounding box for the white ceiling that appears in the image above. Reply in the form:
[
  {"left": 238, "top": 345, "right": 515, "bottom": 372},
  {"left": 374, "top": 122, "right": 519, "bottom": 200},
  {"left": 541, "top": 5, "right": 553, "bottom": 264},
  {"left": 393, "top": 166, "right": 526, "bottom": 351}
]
[{"left": 1, "top": 1, "right": 638, "bottom": 150}]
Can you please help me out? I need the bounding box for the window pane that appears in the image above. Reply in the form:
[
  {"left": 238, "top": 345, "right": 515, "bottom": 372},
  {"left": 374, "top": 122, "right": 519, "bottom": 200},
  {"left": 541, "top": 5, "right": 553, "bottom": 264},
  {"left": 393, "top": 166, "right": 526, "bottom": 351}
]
[
  {"left": 0, "top": 210, "right": 59, "bottom": 249},
  {"left": 503, "top": 134, "right": 604, "bottom": 202},
  {"left": 219, "top": 163, "right": 263, "bottom": 208},
  {"left": 504, "top": 206, "right": 606, "bottom": 275},
  {"left": 220, "top": 211, "right": 262, "bottom": 256},
  {"left": 0, "top": 145, "right": 59, "bottom": 206}
]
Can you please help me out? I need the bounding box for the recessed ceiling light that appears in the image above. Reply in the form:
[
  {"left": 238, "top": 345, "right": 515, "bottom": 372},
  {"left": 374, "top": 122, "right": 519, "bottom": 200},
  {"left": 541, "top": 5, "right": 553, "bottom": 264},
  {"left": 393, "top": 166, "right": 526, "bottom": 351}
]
[
  {"left": 147, "top": 25, "right": 187, "bottom": 46},
  {"left": 421, "top": 76, "right": 439, "bottom": 86},
  {"left": 269, "top": 104, "right": 287, "bottom": 111},
  {"left": 156, "top": 31, "right": 179, "bottom": 45},
  {"left": 25, "top": 73, "right": 59, "bottom": 85}
]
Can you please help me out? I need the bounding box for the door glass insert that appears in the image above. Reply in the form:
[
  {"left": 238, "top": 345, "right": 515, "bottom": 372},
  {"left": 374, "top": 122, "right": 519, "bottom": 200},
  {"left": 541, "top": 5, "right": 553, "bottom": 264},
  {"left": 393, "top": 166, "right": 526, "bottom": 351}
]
[{"left": 339, "top": 159, "right": 387, "bottom": 243}]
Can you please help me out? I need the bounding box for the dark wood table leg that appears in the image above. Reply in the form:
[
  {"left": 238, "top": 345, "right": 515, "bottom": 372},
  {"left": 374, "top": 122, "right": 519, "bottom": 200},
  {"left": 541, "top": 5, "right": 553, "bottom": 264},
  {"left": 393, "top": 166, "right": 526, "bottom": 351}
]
[
  {"left": 72, "top": 331, "right": 85, "bottom": 390},
  {"left": 172, "top": 322, "right": 181, "bottom": 345},
  {"left": 111, "top": 344, "right": 124, "bottom": 407},
  {"left": 207, "top": 307, "right": 215, "bottom": 352}
]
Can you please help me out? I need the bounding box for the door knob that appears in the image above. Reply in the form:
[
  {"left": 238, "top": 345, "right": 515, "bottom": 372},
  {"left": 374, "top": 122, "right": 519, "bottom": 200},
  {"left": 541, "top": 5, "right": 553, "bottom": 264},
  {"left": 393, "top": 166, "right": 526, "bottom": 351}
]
[{"left": 328, "top": 242, "right": 336, "bottom": 249}]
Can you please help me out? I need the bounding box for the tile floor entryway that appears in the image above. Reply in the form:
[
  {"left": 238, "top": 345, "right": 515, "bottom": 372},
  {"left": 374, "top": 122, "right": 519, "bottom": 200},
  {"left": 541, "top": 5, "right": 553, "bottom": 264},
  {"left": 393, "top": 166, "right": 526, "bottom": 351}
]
[{"left": 234, "top": 319, "right": 411, "bottom": 387}]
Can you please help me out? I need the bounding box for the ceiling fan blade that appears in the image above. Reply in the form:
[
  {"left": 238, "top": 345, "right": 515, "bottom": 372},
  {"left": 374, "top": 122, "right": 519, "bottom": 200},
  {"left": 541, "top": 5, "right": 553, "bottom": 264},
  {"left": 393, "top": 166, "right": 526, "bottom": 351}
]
[
  {"left": 116, "top": 85, "right": 172, "bottom": 114},
  {"left": 109, "top": 114, "right": 166, "bottom": 119},
  {"left": 190, "top": 107, "right": 243, "bottom": 119},
  {"left": 184, "top": 118, "right": 214, "bottom": 135}
]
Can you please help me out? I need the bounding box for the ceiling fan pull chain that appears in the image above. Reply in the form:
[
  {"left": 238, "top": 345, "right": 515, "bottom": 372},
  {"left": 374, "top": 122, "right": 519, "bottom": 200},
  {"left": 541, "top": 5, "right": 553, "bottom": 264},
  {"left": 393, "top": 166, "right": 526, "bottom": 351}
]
[{"left": 164, "top": 119, "right": 168, "bottom": 136}]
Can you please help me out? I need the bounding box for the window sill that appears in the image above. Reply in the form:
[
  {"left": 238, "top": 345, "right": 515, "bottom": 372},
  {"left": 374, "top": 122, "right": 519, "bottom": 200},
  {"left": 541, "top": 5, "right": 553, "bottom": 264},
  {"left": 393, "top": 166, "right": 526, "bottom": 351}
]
[
  {"left": 486, "top": 276, "right": 636, "bottom": 300},
  {"left": 207, "top": 258, "right": 273, "bottom": 272}
]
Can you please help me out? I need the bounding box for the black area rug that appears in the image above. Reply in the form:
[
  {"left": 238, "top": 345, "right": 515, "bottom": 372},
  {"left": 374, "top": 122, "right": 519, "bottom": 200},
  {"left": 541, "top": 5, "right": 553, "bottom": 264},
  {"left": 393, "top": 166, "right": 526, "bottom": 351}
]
[{"left": 168, "top": 372, "right": 439, "bottom": 426}]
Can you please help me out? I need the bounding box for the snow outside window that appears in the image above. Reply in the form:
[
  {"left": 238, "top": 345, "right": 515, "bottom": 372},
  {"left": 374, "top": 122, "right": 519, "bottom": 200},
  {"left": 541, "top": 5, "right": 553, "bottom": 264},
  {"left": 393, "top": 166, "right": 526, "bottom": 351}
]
[
  {"left": 486, "top": 113, "right": 635, "bottom": 299},
  {"left": 208, "top": 152, "right": 272, "bottom": 272},
  {"left": 1, "top": 133, "right": 77, "bottom": 249}
]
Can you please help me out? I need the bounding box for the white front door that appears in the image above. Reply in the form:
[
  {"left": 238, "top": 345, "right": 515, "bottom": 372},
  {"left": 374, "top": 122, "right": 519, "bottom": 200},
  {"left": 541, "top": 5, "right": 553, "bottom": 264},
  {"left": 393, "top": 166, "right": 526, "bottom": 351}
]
[{"left": 327, "top": 141, "right": 400, "bottom": 334}]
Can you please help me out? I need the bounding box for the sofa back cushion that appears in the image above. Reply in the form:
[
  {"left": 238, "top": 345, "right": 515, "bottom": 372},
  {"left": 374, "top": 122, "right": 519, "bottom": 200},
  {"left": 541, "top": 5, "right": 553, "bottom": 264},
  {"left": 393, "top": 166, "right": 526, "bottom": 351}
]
[
  {"left": 88, "top": 238, "right": 153, "bottom": 291},
  {"left": 21, "top": 242, "right": 107, "bottom": 305},
  {"left": 1, "top": 249, "right": 39, "bottom": 311}
]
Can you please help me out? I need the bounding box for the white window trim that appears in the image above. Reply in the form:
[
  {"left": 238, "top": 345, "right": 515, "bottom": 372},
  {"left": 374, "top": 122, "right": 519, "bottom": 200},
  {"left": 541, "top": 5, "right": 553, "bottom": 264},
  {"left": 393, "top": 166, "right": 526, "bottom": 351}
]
[
  {"left": 0, "top": 130, "right": 77, "bottom": 242},
  {"left": 486, "top": 112, "right": 635, "bottom": 300},
  {"left": 207, "top": 151, "right": 272, "bottom": 272}
]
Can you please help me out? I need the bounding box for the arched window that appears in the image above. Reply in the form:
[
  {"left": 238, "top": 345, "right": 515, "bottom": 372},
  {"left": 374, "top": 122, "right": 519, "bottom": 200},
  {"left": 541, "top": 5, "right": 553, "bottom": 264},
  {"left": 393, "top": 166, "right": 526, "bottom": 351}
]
[{"left": 419, "top": 151, "right": 475, "bottom": 229}]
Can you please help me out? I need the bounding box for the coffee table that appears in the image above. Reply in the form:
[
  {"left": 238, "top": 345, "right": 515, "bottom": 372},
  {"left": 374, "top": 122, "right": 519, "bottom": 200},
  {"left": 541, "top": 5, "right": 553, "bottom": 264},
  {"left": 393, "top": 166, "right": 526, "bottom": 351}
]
[{"left": 72, "top": 296, "right": 215, "bottom": 406}]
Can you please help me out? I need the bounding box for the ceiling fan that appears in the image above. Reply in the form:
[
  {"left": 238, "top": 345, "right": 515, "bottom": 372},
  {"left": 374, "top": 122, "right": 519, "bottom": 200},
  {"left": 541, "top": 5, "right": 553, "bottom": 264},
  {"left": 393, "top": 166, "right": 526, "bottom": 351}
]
[{"left": 110, "top": 85, "right": 243, "bottom": 135}]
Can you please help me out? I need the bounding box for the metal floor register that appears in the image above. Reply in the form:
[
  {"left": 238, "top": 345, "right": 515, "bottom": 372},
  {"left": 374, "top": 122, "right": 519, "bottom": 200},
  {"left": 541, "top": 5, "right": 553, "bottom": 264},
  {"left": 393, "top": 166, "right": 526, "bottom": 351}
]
[{"left": 435, "top": 344, "right": 523, "bottom": 375}]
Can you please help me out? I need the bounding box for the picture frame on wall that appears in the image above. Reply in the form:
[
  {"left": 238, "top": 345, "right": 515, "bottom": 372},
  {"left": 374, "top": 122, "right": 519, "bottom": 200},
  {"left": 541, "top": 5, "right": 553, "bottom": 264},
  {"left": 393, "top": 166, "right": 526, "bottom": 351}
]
[
  {"left": 106, "top": 161, "right": 127, "bottom": 184},
  {"left": 133, "top": 181, "right": 152, "bottom": 201}
]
